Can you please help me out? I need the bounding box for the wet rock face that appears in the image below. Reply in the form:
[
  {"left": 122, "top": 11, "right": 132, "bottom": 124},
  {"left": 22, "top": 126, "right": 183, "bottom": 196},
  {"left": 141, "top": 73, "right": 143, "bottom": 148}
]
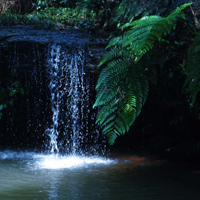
[
  {"left": 0, "top": 41, "right": 49, "bottom": 150},
  {"left": 0, "top": 25, "right": 106, "bottom": 65},
  {"left": 0, "top": 26, "right": 106, "bottom": 152}
]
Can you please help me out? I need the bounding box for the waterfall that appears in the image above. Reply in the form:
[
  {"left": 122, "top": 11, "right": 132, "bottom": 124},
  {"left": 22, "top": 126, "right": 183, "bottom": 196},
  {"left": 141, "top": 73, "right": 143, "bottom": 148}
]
[
  {"left": 46, "top": 44, "right": 106, "bottom": 155},
  {"left": 46, "top": 44, "right": 61, "bottom": 153},
  {"left": 0, "top": 41, "right": 106, "bottom": 155}
]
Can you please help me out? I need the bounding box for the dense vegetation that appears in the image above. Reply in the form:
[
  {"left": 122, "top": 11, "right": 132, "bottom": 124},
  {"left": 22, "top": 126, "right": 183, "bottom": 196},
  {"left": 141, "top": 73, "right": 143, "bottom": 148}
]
[{"left": 1, "top": 0, "right": 200, "bottom": 160}]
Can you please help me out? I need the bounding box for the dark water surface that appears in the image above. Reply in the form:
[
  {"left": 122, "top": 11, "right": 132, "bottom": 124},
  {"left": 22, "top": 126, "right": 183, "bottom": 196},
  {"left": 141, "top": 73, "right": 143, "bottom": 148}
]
[{"left": 0, "top": 151, "right": 200, "bottom": 200}]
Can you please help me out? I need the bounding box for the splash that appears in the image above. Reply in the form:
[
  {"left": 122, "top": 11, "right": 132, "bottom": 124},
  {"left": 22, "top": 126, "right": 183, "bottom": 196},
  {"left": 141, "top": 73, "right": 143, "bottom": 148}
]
[
  {"left": 34, "top": 154, "right": 115, "bottom": 169},
  {"left": 0, "top": 151, "right": 116, "bottom": 169}
]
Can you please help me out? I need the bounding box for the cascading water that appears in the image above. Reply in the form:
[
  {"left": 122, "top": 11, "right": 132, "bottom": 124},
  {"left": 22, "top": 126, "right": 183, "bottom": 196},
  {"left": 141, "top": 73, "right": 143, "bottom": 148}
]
[
  {"left": 46, "top": 44, "right": 61, "bottom": 153},
  {"left": 0, "top": 41, "right": 106, "bottom": 155},
  {"left": 46, "top": 44, "right": 106, "bottom": 155}
]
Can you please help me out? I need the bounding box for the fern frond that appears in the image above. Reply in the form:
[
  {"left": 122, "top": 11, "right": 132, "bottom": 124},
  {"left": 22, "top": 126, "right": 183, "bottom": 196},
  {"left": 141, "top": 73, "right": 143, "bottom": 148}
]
[
  {"left": 96, "top": 58, "right": 131, "bottom": 89},
  {"left": 114, "top": 0, "right": 145, "bottom": 23},
  {"left": 113, "top": 0, "right": 190, "bottom": 25},
  {"left": 94, "top": 3, "right": 191, "bottom": 145},
  {"left": 119, "top": 3, "right": 192, "bottom": 62},
  {"left": 105, "top": 36, "right": 122, "bottom": 49},
  {"left": 94, "top": 63, "right": 149, "bottom": 145},
  {"left": 98, "top": 46, "right": 131, "bottom": 67},
  {"left": 95, "top": 98, "right": 118, "bottom": 124},
  {"left": 184, "top": 32, "right": 200, "bottom": 105}
]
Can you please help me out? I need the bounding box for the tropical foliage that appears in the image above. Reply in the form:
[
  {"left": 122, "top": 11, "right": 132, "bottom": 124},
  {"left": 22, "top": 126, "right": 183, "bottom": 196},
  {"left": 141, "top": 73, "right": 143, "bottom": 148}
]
[
  {"left": 93, "top": 3, "right": 194, "bottom": 145},
  {"left": 184, "top": 32, "right": 200, "bottom": 106},
  {"left": 0, "top": 81, "right": 24, "bottom": 119},
  {"left": 114, "top": 0, "right": 191, "bottom": 24}
]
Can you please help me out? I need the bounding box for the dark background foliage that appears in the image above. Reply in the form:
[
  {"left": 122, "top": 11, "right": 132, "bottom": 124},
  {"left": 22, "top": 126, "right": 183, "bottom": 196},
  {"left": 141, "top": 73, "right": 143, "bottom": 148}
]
[{"left": 1, "top": 0, "right": 200, "bottom": 163}]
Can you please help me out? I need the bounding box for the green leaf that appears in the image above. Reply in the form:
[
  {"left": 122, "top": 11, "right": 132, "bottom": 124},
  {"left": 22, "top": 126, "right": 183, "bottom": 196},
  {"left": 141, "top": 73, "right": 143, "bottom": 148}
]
[
  {"left": 9, "top": 89, "right": 17, "bottom": 96},
  {"left": 20, "top": 88, "right": 25, "bottom": 95},
  {"left": 0, "top": 105, "right": 3, "bottom": 111},
  {"left": 94, "top": 3, "right": 191, "bottom": 145},
  {"left": 184, "top": 32, "right": 200, "bottom": 106}
]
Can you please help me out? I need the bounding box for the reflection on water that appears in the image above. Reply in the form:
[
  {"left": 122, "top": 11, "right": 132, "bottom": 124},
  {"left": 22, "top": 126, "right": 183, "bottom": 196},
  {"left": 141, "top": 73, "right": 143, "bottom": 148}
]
[{"left": 0, "top": 151, "right": 200, "bottom": 200}]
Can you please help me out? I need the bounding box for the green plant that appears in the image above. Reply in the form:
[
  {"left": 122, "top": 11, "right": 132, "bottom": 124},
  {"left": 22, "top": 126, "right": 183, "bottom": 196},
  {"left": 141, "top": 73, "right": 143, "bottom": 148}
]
[
  {"left": 33, "top": 0, "right": 51, "bottom": 10},
  {"left": 0, "top": 10, "right": 56, "bottom": 28},
  {"left": 184, "top": 31, "right": 200, "bottom": 105},
  {"left": 76, "top": 0, "right": 107, "bottom": 17},
  {"left": 113, "top": 0, "right": 191, "bottom": 26},
  {"left": 0, "top": 11, "right": 25, "bottom": 25},
  {"left": 0, "top": 81, "right": 24, "bottom": 119},
  {"left": 93, "top": 3, "right": 192, "bottom": 145}
]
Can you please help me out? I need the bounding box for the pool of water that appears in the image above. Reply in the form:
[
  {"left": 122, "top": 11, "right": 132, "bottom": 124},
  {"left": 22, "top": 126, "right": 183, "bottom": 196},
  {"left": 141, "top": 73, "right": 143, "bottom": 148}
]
[{"left": 0, "top": 151, "right": 200, "bottom": 200}]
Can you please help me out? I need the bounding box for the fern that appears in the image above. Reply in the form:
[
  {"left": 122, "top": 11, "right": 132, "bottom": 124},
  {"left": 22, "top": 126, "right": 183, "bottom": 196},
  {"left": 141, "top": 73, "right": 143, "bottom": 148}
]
[
  {"left": 184, "top": 31, "right": 200, "bottom": 105},
  {"left": 95, "top": 62, "right": 149, "bottom": 145},
  {"left": 114, "top": 0, "right": 190, "bottom": 25},
  {"left": 93, "top": 3, "right": 192, "bottom": 145}
]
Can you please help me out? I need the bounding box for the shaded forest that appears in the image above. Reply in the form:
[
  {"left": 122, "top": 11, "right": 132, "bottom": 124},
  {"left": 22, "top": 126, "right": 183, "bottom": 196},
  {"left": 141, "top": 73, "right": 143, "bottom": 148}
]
[{"left": 1, "top": 0, "right": 200, "bottom": 165}]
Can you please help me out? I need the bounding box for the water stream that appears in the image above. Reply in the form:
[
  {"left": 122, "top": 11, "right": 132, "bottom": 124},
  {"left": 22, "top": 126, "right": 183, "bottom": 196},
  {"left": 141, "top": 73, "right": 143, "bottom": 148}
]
[
  {"left": 46, "top": 44, "right": 105, "bottom": 155},
  {"left": 0, "top": 42, "right": 106, "bottom": 154},
  {"left": 0, "top": 151, "right": 200, "bottom": 200}
]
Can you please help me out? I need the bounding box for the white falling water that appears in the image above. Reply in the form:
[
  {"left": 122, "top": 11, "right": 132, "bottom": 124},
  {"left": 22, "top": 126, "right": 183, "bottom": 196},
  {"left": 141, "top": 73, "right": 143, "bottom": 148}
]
[
  {"left": 0, "top": 41, "right": 106, "bottom": 155},
  {"left": 46, "top": 44, "right": 105, "bottom": 155},
  {"left": 46, "top": 44, "right": 61, "bottom": 153}
]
